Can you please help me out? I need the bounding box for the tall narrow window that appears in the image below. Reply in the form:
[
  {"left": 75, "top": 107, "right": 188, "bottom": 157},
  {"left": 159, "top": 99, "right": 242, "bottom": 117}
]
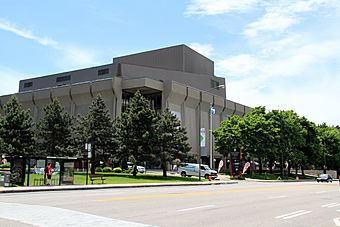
[
  {"left": 24, "top": 82, "right": 33, "bottom": 88},
  {"left": 56, "top": 75, "right": 71, "bottom": 83},
  {"left": 210, "top": 80, "right": 220, "bottom": 89},
  {"left": 98, "top": 68, "right": 109, "bottom": 76}
]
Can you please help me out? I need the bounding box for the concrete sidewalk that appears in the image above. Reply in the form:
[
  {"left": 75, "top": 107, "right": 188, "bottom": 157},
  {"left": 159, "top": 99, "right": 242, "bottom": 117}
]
[{"left": 0, "top": 178, "right": 237, "bottom": 193}]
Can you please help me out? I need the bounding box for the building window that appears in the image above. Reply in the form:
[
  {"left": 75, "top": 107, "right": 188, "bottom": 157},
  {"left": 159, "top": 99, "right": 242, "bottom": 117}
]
[
  {"left": 24, "top": 82, "right": 33, "bottom": 88},
  {"left": 122, "top": 92, "right": 162, "bottom": 113},
  {"left": 211, "top": 80, "right": 220, "bottom": 89},
  {"left": 56, "top": 75, "right": 71, "bottom": 83},
  {"left": 98, "top": 68, "right": 109, "bottom": 76}
]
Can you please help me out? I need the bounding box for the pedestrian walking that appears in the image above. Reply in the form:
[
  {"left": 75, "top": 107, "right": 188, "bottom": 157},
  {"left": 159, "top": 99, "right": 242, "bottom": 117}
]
[{"left": 45, "top": 162, "right": 52, "bottom": 185}]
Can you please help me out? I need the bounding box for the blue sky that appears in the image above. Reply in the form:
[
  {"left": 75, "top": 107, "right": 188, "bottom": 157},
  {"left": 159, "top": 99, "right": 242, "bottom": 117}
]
[{"left": 0, "top": 0, "right": 339, "bottom": 126}]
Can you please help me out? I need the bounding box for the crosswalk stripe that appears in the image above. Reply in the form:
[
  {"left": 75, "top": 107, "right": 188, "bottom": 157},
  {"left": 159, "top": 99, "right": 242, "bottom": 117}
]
[
  {"left": 0, "top": 202, "right": 154, "bottom": 227},
  {"left": 282, "top": 211, "right": 312, "bottom": 219},
  {"left": 275, "top": 210, "right": 306, "bottom": 219},
  {"left": 322, "top": 203, "right": 338, "bottom": 207}
]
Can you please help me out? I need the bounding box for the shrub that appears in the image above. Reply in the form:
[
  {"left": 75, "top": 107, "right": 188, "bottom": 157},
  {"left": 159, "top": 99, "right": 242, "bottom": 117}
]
[
  {"left": 230, "top": 175, "right": 245, "bottom": 180},
  {"left": 113, "top": 167, "right": 122, "bottom": 173},
  {"left": 0, "top": 162, "right": 11, "bottom": 168},
  {"left": 102, "top": 167, "right": 112, "bottom": 172},
  {"left": 123, "top": 168, "right": 132, "bottom": 174},
  {"left": 95, "top": 167, "right": 103, "bottom": 172}
]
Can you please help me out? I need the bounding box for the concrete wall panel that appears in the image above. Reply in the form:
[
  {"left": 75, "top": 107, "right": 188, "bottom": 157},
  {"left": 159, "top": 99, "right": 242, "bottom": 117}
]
[
  {"left": 235, "top": 103, "right": 245, "bottom": 117},
  {"left": 214, "top": 96, "right": 224, "bottom": 114},
  {"left": 225, "top": 100, "right": 236, "bottom": 115},
  {"left": 184, "top": 106, "right": 197, "bottom": 157},
  {"left": 245, "top": 106, "right": 252, "bottom": 115}
]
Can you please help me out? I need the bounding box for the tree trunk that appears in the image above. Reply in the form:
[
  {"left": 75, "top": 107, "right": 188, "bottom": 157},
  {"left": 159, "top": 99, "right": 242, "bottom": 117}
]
[
  {"left": 301, "top": 165, "right": 305, "bottom": 176},
  {"left": 258, "top": 156, "right": 263, "bottom": 174},
  {"left": 90, "top": 144, "right": 96, "bottom": 175},
  {"left": 269, "top": 160, "right": 273, "bottom": 174},
  {"left": 133, "top": 165, "right": 137, "bottom": 177},
  {"left": 162, "top": 161, "right": 167, "bottom": 177},
  {"left": 295, "top": 165, "right": 298, "bottom": 176}
]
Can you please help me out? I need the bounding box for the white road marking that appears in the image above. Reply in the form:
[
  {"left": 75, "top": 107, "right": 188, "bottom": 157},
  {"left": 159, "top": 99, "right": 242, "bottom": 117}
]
[
  {"left": 322, "top": 203, "right": 337, "bottom": 207},
  {"left": 334, "top": 217, "right": 340, "bottom": 226},
  {"left": 0, "top": 202, "right": 154, "bottom": 227},
  {"left": 268, "top": 195, "right": 288, "bottom": 199},
  {"left": 275, "top": 210, "right": 312, "bottom": 220},
  {"left": 322, "top": 203, "right": 339, "bottom": 208},
  {"left": 315, "top": 191, "right": 328, "bottom": 194},
  {"left": 275, "top": 210, "right": 306, "bottom": 219},
  {"left": 178, "top": 205, "right": 216, "bottom": 212},
  {"left": 282, "top": 211, "right": 312, "bottom": 219}
]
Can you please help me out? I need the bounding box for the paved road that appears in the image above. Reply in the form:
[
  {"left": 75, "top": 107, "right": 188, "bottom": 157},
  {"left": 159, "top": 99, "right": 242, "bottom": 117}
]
[{"left": 1, "top": 181, "right": 340, "bottom": 226}]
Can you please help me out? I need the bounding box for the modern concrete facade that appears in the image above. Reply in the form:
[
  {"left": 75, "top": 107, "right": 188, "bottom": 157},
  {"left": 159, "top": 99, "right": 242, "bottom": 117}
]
[{"left": 0, "top": 45, "right": 251, "bottom": 168}]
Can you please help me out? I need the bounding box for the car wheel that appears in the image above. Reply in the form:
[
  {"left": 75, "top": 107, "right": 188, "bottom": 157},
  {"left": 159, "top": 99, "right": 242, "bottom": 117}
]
[
  {"left": 205, "top": 174, "right": 209, "bottom": 179},
  {"left": 181, "top": 172, "right": 186, "bottom": 177},
  {"left": 317, "top": 180, "right": 319, "bottom": 183}
]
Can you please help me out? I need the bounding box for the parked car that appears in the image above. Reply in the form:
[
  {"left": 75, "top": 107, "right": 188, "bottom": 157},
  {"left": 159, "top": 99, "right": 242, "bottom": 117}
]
[
  {"left": 127, "top": 162, "right": 145, "bottom": 173},
  {"left": 317, "top": 173, "right": 332, "bottom": 183},
  {"left": 177, "top": 163, "right": 217, "bottom": 179}
]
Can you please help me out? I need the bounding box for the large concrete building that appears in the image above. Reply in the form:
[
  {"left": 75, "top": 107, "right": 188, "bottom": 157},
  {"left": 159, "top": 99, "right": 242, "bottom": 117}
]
[{"left": 0, "top": 44, "right": 251, "bottom": 168}]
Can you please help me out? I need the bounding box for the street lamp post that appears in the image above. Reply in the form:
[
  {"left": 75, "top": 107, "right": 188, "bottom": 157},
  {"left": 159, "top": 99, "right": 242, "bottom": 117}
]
[
  {"left": 209, "top": 103, "right": 215, "bottom": 169},
  {"left": 197, "top": 84, "right": 225, "bottom": 180}
]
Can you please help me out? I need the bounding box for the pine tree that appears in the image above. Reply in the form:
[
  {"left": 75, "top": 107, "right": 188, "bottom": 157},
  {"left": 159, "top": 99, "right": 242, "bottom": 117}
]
[
  {"left": 36, "top": 98, "right": 75, "bottom": 157},
  {"left": 0, "top": 96, "right": 35, "bottom": 157},
  {"left": 153, "top": 109, "right": 191, "bottom": 176},
  {"left": 114, "top": 91, "right": 156, "bottom": 176},
  {"left": 77, "top": 94, "right": 115, "bottom": 174}
]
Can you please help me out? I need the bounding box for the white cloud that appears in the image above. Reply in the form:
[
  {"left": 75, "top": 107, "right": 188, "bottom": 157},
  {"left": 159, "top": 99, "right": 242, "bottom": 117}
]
[
  {"left": 0, "top": 19, "right": 98, "bottom": 69},
  {"left": 244, "top": 12, "right": 299, "bottom": 38},
  {"left": 189, "top": 43, "right": 214, "bottom": 58},
  {"left": 0, "top": 67, "right": 25, "bottom": 95},
  {"left": 217, "top": 54, "right": 259, "bottom": 77},
  {"left": 228, "top": 72, "right": 340, "bottom": 126},
  {"left": 54, "top": 45, "right": 99, "bottom": 69},
  {"left": 185, "top": 0, "right": 340, "bottom": 125},
  {"left": 0, "top": 19, "right": 57, "bottom": 46},
  {"left": 243, "top": 0, "right": 340, "bottom": 38},
  {"left": 185, "top": 0, "right": 259, "bottom": 15},
  {"left": 218, "top": 38, "right": 340, "bottom": 125}
]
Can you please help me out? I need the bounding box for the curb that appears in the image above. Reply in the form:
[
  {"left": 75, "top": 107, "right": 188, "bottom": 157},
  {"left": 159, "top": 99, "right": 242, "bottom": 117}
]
[
  {"left": 244, "top": 178, "right": 317, "bottom": 183},
  {"left": 0, "top": 181, "right": 238, "bottom": 193}
]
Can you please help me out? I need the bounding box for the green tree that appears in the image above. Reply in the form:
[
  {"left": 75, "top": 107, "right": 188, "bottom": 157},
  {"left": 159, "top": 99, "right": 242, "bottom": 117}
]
[
  {"left": 267, "top": 110, "right": 306, "bottom": 176},
  {"left": 0, "top": 96, "right": 35, "bottom": 157},
  {"left": 36, "top": 98, "right": 75, "bottom": 157},
  {"left": 77, "top": 95, "right": 115, "bottom": 174},
  {"left": 114, "top": 91, "right": 156, "bottom": 176},
  {"left": 153, "top": 109, "right": 191, "bottom": 176},
  {"left": 213, "top": 115, "right": 245, "bottom": 158},
  {"left": 317, "top": 124, "right": 340, "bottom": 172},
  {"left": 298, "top": 117, "right": 322, "bottom": 175},
  {"left": 243, "top": 106, "right": 277, "bottom": 174}
]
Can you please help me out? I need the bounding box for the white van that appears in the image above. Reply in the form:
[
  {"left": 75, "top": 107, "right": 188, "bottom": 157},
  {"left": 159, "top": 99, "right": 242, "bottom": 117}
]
[{"left": 177, "top": 163, "right": 217, "bottom": 179}]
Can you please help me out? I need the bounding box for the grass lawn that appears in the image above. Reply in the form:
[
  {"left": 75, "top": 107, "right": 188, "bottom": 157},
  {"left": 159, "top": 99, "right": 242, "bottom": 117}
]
[
  {"left": 242, "top": 172, "right": 315, "bottom": 180},
  {"left": 21, "top": 172, "right": 204, "bottom": 186}
]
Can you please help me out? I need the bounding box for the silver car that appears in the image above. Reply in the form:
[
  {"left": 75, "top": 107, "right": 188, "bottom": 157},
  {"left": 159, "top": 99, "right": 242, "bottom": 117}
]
[{"left": 317, "top": 174, "right": 332, "bottom": 183}]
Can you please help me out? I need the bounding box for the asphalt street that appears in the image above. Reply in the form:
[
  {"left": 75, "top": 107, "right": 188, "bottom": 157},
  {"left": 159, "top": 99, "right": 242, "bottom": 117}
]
[{"left": 1, "top": 181, "right": 340, "bottom": 227}]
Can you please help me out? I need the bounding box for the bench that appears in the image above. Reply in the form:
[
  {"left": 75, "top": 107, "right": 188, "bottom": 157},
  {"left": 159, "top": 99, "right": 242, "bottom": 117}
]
[{"left": 90, "top": 174, "right": 106, "bottom": 184}]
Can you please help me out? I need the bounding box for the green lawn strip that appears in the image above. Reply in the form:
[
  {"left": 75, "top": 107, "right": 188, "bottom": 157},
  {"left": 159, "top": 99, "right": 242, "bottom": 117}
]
[
  {"left": 242, "top": 172, "right": 315, "bottom": 180},
  {"left": 25, "top": 173, "right": 60, "bottom": 186},
  {"left": 7, "top": 172, "right": 205, "bottom": 187},
  {"left": 74, "top": 172, "right": 204, "bottom": 184}
]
